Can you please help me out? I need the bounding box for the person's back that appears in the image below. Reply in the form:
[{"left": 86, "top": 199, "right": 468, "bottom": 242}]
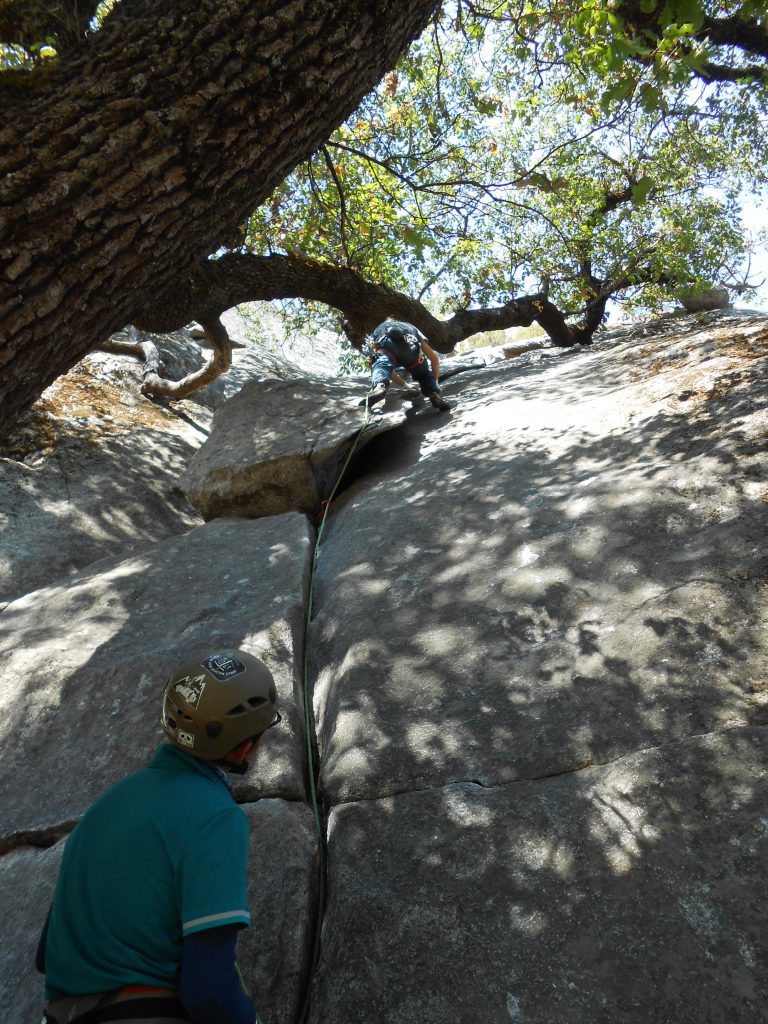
[
  {"left": 45, "top": 744, "right": 249, "bottom": 1001},
  {"left": 365, "top": 318, "right": 452, "bottom": 411}
]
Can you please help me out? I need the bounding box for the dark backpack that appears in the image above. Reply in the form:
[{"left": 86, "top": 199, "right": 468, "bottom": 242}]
[{"left": 377, "top": 323, "right": 422, "bottom": 366}]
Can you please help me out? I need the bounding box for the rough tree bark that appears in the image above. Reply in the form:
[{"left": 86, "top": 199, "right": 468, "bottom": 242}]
[{"left": 0, "top": 0, "right": 439, "bottom": 431}]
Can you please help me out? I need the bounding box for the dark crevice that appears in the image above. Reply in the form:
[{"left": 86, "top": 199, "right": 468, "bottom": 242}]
[
  {"left": 0, "top": 820, "right": 78, "bottom": 857},
  {"left": 309, "top": 421, "right": 406, "bottom": 517},
  {"left": 294, "top": 514, "right": 328, "bottom": 1024},
  {"left": 309, "top": 393, "right": 450, "bottom": 519}
]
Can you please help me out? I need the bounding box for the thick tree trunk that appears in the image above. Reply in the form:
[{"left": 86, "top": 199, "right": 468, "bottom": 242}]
[
  {"left": 615, "top": 1, "right": 768, "bottom": 73},
  {"left": 0, "top": 0, "right": 439, "bottom": 431}
]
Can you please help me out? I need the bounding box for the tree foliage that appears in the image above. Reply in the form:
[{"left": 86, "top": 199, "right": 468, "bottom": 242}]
[
  {"left": 2, "top": 0, "right": 766, "bottom": 413},
  {"left": 242, "top": 5, "right": 765, "bottom": 352}
]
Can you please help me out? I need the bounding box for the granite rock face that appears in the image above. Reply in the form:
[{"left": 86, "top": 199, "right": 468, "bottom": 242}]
[
  {"left": 0, "top": 841, "right": 64, "bottom": 1024},
  {"left": 310, "top": 314, "right": 768, "bottom": 804},
  {"left": 2, "top": 309, "right": 768, "bottom": 1023},
  {"left": 0, "top": 323, "right": 316, "bottom": 606},
  {"left": 0, "top": 427, "right": 203, "bottom": 607},
  {"left": 310, "top": 728, "right": 768, "bottom": 1024},
  {"left": 0, "top": 515, "right": 311, "bottom": 844}
]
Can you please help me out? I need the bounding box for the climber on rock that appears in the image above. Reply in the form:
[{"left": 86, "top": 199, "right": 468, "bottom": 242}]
[
  {"left": 36, "top": 650, "right": 281, "bottom": 1024},
  {"left": 363, "top": 318, "right": 453, "bottom": 411}
]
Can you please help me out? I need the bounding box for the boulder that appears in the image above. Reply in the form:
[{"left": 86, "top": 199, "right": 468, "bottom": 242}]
[
  {"left": 309, "top": 728, "right": 768, "bottom": 1023},
  {"left": 182, "top": 376, "right": 409, "bottom": 521},
  {"left": 0, "top": 801, "right": 317, "bottom": 1024},
  {"left": 680, "top": 287, "right": 730, "bottom": 313},
  {"left": 0, "top": 515, "right": 312, "bottom": 846}
]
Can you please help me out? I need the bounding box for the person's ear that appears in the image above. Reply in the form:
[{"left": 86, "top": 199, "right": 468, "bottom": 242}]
[{"left": 227, "top": 738, "right": 255, "bottom": 764}]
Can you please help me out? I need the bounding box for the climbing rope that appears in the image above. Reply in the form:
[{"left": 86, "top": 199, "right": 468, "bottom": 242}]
[{"left": 297, "top": 399, "right": 373, "bottom": 1024}]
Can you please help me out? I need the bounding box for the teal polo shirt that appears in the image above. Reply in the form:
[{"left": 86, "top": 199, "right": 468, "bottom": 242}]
[{"left": 45, "top": 743, "right": 251, "bottom": 1000}]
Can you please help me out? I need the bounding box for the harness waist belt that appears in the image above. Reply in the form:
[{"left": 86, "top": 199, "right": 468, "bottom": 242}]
[
  {"left": 46, "top": 995, "right": 188, "bottom": 1024},
  {"left": 376, "top": 347, "right": 424, "bottom": 370},
  {"left": 119, "top": 986, "right": 177, "bottom": 997}
]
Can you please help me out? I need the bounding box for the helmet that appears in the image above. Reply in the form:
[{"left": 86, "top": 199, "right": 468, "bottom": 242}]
[{"left": 161, "top": 650, "right": 279, "bottom": 761}]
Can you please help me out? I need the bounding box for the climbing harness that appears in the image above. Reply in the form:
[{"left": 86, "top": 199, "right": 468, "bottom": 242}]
[
  {"left": 375, "top": 346, "right": 425, "bottom": 371},
  {"left": 297, "top": 398, "right": 374, "bottom": 1024}
]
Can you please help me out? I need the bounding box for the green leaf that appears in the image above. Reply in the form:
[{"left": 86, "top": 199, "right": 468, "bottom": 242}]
[
  {"left": 401, "top": 227, "right": 429, "bottom": 259},
  {"left": 631, "top": 177, "right": 654, "bottom": 205},
  {"left": 669, "top": 0, "right": 705, "bottom": 32}
]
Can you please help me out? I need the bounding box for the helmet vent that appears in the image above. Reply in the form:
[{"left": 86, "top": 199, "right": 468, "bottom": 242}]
[
  {"left": 248, "top": 696, "right": 267, "bottom": 708},
  {"left": 226, "top": 704, "right": 247, "bottom": 716}
]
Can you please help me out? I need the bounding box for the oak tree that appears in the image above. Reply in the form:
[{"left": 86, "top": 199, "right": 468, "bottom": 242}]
[{"left": 0, "top": 0, "right": 440, "bottom": 429}]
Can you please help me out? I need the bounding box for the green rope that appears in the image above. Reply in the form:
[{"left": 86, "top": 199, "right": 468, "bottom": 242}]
[{"left": 297, "top": 401, "right": 373, "bottom": 1024}]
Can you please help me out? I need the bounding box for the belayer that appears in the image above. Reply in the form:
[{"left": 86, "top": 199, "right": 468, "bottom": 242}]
[
  {"left": 364, "top": 318, "right": 453, "bottom": 411},
  {"left": 36, "top": 650, "right": 281, "bottom": 1024}
]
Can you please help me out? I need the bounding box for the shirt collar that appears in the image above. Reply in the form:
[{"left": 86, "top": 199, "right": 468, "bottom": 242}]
[{"left": 149, "top": 742, "right": 231, "bottom": 789}]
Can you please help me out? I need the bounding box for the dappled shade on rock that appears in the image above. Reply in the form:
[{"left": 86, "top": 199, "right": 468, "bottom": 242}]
[
  {"left": 0, "top": 515, "right": 312, "bottom": 843},
  {"left": 309, "top": 728, "right": 768, "bottom": 1023},
  {"left": 310, "top": 314, "right": 768, "bottom": 804}
]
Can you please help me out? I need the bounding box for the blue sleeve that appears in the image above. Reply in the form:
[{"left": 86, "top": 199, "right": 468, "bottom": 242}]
[{"left": 180, "top": 926, "right": 258, "bottom": 1024}]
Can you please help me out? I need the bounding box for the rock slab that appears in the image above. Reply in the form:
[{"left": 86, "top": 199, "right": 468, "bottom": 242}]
[
  {"left": 182, "top": 377, "right": 408, "bottom": 520},
  {"left": 310, "top": 317, "right": 768, "bottom": 803},
  {"left": 309, "top": 728, "right": 768, "bottom": 1023},
  {"left": 0, "top": 515, "right": 312, "bottom": 844}
]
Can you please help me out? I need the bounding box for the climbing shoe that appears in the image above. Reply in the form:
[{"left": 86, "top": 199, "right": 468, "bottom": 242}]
[
  {"left": 428, "top": 390, "right": 453, "bottom": 411},
  {"left": 363, "top": 382, "right": 388, "bottom": 408}
]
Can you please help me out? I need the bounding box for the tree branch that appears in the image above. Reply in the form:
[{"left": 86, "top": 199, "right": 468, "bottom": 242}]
[
  {"left": 130, "top": 250, "right": 587, "bottom": 358},
  {"left": 101, "top": 318, "right": 233, "bottom": 399}
]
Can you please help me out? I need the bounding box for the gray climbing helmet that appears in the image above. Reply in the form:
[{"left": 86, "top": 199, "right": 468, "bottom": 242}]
[{"left": 161, "top": 650, "right": 279, "bottom": 761}]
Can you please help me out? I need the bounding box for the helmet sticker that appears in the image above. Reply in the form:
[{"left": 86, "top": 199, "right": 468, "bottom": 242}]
[
  {"left": 202, "top": 653, "right": 246, "bottom": 681},
  {"left": 173, "top": 674, "right": 206, "bottom": 708},
  {"left": 177, "top": 729, "right": 195, "bottom": 748}
]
